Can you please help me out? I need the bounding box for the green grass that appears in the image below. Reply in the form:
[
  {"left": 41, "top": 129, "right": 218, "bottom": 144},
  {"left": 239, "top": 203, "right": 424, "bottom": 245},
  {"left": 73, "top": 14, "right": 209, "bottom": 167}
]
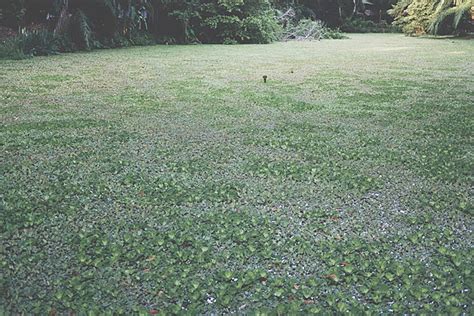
[{"left": 1, "top": 34, "right": 473, "bottom": 314}]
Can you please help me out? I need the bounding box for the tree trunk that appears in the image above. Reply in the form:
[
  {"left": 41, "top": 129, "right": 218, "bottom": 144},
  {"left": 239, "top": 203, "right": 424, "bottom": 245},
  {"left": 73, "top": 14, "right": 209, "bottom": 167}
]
[
  {"left": 183, "top": 20, "right": 189, "bottom": 43},
  {"left": 54, "top": 0, "right": 70, "bottom": 35}
]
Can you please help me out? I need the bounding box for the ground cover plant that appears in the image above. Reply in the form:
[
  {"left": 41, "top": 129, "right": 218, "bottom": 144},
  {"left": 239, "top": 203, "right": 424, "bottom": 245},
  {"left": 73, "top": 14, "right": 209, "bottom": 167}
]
[{"left": 0, "top": 34, "right": 473, "bottom": 314}]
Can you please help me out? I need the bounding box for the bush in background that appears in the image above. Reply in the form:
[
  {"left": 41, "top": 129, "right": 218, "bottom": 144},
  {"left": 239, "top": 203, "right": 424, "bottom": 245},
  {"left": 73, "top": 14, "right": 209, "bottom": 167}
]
[
  {"left": 19, "top": 30, "right": 62, "bottom": 56},
  {"left": 0, "top": 30, "right": 72, "bottom": 59},
  {"left": 341, "top": 18, "right": 400, "bottom": 33},
  {"left": 242, "top": 13, "right": 282, "bottom": 44},
  {"left": 0, "top": 37, "right": 27, "bottom": 60}
]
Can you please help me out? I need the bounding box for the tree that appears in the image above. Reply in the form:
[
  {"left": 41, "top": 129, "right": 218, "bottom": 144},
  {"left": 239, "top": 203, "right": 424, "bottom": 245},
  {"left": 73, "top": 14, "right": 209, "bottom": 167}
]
[
  {"left": 0, "top": 0, "right": 27, "bottom": 32},
  {"left": 389, "top": 0, "right": 472, "bottom": 35}
]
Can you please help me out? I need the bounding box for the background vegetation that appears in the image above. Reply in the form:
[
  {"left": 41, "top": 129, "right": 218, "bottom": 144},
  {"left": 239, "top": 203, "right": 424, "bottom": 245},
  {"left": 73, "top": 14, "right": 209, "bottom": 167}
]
[
  {"left": 389, "top": 0, "right": 473, "bottom": 35},
  {"left": 0, "top": 0, "right": 472, "bottom": 59}
]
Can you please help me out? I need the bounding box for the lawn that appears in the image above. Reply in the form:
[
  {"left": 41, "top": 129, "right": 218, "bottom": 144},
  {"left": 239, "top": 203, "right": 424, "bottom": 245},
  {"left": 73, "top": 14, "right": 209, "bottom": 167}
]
[{"left": 1, "top": 34, "right": 473, "bottom": 314}]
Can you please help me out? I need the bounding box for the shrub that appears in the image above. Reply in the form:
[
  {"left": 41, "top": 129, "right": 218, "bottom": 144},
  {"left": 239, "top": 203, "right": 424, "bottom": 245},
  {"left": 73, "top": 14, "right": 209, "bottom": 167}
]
[
  {"left": 202, "top": 15, "right": 244, "bottom": 43},
  {"left": 222, "top": 38, "right": 238, "bottom": 45},
  {"left": 0, "top": 37, "right": 28, "bottom": 60},
  {"left": 18, "top": 30, "right": 62, "bottom": 56},
  {"left": 341, "top": 18, "right": 400, "bottom": 33},
  {"left": 156, "top": 36, "right": 177, "bottom": 45},
  {"left": 129, "top": 32, "right": 156, "bottom": 46},
  {"left": 323, "top": 28, "right": 348, "bottom": 39},
  {"left": 99, "top": 34, "right": 131, "bottom": 48},
  {"left": 70, "top": 10, "right": 93, "bottom": 50},
  {"left": 56, "top": 35, "right": 75, "bottom": 53},
  {"left": 198, "top": 10, "right": 281, "bottom": 44},
  {"left": 242, "top": 13, "right": 282, "bottom": 44},
  {"left": 0, "top": 30, "right": 75, "bottom": 60}
]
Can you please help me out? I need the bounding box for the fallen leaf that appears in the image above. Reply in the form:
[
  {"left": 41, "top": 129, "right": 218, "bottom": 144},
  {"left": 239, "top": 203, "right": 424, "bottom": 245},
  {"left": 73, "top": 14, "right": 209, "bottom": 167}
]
[{"left": 324, "top": 274, "right": 338, "bottom": 281}]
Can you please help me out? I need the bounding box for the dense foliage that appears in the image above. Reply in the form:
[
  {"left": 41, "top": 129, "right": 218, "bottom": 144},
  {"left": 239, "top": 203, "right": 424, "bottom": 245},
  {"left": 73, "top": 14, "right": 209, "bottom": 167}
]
[
  {"left": 389, "top": 0, "right": 473, "bottom": 35},
  {"left": 274, "top": 0, "right": 399, "bottom": 27},
  {"left": 341, "top": 17, "right": 400, "bottom": 33},
  {"left": 0, "top": 0, "right": 279, "bottom": 48},
  {"left": 1, "top": 0, "right": 472, "bottom": 57},
  {"left": 0, "top": 0, "right": 405, "bottom": 58}
]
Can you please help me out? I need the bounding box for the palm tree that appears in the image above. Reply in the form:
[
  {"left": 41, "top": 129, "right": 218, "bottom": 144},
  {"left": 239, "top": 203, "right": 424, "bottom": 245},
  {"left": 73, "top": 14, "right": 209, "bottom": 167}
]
[
  {"left": 429, "top": 0, "right": 472, "bottom": 34},
  {"left": 390, "top": 0, "right": 472, "bottom": 35}
]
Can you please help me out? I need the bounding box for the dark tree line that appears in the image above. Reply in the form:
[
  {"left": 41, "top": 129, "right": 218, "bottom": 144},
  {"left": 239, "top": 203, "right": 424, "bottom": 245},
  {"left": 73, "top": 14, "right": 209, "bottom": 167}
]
[
  {"left": 0, "top": 0, "right": 471, "bottom": 59},
  {"left": 0, "top": 0, "right": 401, "bottom": 45}
]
